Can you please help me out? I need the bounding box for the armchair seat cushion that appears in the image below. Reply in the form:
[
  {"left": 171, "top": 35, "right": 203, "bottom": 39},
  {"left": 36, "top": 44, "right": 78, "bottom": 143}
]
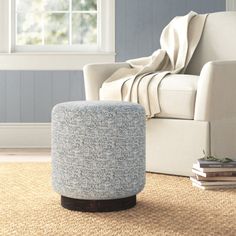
[
  {"left": 157, "top": 74, "right": 199, "bottom": 119},
  {"left": 100, "top": 74, "right": 199, "bottom": 119}
]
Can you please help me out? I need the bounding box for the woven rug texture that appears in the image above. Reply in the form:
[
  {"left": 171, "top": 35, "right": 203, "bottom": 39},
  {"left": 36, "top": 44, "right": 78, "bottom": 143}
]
[{"left": 0, "top": 163, "right": 235, "bottom": 236}]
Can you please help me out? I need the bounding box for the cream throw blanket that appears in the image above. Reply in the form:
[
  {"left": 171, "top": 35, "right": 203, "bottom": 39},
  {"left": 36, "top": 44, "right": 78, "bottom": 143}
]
[{"left": 100, "top": 12, "right": 208, "bottom": 117}]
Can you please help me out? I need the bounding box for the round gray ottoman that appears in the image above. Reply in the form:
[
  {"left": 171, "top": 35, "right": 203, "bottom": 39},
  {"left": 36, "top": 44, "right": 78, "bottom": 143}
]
[{"left": 51, "top": 101, "right": 146, "bottom": 212}]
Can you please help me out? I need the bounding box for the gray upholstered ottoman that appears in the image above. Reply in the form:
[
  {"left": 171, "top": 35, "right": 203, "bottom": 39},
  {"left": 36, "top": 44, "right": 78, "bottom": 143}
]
[{"left": 51, "top": 101, "right": 145, "bottom": 212}]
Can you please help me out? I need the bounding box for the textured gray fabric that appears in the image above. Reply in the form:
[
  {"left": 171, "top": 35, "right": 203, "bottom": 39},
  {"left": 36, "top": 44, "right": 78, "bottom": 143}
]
[{"left": 51, "top": 101, "right": 146, "bottom": 200}]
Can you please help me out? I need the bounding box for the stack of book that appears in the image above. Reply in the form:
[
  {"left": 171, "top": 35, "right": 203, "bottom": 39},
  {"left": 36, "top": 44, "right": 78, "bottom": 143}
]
[{"left": 191, "top": 158, "right": 236, "bottom": 190}]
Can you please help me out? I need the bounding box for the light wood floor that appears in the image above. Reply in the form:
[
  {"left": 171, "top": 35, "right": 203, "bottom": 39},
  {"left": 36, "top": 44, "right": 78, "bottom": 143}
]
[{"left": 0, "top": 148, "right": 51, "bottom": 162}]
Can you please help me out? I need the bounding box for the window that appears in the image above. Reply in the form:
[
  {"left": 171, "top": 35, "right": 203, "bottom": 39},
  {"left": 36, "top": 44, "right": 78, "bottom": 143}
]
[
  {"left": 0, "top": 0, "right": 115, "bottom": 70},
  {"left": 14, "top": 0, "right": 99, "bottom": 51}
]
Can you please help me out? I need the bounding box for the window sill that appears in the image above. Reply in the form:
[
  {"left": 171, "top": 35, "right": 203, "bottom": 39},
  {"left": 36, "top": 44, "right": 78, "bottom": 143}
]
[{"left": 0, "top": 52, "right": 116, "bottom": 70}]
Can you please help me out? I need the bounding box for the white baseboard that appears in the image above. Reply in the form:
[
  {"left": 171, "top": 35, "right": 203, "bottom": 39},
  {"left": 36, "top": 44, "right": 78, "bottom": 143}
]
[{"left": 0, "top": 123, "right": 51, "bottom": 148}]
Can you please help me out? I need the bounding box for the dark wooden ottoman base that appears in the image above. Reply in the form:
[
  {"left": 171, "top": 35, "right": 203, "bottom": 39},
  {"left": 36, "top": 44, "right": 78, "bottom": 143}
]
[{"left": 61, "top": 195, "right": 136, "bottom": 212}]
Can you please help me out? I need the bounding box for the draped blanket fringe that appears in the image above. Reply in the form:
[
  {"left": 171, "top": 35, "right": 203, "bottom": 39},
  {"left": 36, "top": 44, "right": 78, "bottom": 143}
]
[{"left": 100, "top": 11, "right": 208, "bottom": 118}]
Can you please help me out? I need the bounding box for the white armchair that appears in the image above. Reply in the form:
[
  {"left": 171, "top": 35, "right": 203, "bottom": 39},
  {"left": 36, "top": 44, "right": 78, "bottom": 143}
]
[{"left": 83, "top": 12, "right": 236, "bottom": 176}]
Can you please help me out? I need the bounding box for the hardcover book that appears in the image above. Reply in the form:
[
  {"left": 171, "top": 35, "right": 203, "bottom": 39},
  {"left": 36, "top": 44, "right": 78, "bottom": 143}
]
[
  {"left": 192, "top": 168, "right": 236, "bottom": 177},
  {"left": 192, "top": 163, "right": 236, "bottom": 173},
  {"left": 197, "top": 159, "right": 236, "bottom": 168},
  {"left": 192, "top": 159, "right": 236, "bottom": 190},
  {"left": 195, "top": 175, "right": 236, "bottom": 181},
  {"left": 190, "top": 176, "right": 236, "bottom": 186},
  {"left": 192, "top": 182, "right": 236, "bottom": 190}
]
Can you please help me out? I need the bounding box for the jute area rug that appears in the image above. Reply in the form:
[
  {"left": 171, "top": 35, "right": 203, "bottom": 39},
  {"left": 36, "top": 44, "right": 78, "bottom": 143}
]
[{"left": 0, "top": 163, "right": 235, "bottom": 236}]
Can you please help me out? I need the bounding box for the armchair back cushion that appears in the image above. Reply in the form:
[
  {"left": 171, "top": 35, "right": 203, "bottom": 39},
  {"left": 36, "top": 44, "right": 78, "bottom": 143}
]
[{"left": 186, "top": 12, "right": 236, "bottom": 75}]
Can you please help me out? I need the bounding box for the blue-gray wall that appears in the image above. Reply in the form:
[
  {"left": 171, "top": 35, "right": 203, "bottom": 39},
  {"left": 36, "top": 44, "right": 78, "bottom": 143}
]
[
  {"left": 0, "top": 0, "right": 225, "bottom": 122},
  {"left": 0, "top": 71, "right": 85, "bottom": 122},
  {"left": 116, "top": 0, "right": 225, "bottom": 61}
]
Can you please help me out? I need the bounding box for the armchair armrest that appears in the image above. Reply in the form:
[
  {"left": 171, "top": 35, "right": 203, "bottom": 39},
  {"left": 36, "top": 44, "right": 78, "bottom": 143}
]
[
  {"left": 194, "top": 60, "right": 236, "bottom": 121},
  {"left": 83, "top": 62, "right": 130, "bottom": 100}
]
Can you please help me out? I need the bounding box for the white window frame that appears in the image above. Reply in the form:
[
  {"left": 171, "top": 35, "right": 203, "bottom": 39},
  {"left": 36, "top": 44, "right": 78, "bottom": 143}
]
[{"left": 0, "top": 0, "right": 115, "bottom": 70}]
